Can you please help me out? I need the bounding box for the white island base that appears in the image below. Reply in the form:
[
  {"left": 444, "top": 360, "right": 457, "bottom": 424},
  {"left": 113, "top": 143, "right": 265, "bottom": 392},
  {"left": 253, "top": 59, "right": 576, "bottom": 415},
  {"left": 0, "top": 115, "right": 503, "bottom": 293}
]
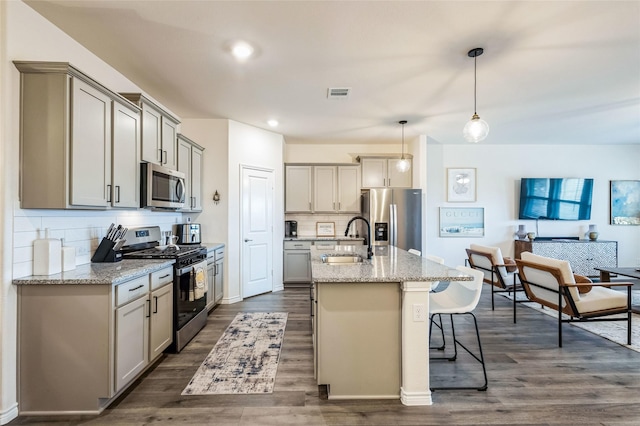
[{"left": 314, "top": 280, "right": 433, "bottom": 405}]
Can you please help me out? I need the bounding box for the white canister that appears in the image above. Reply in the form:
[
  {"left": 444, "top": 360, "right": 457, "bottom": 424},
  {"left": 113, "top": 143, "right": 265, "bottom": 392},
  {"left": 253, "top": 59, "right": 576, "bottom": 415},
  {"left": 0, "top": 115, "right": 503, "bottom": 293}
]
[
  {"left": 61, "top": 239, "right": 76, "bottom": 272},
  {"left": 33, "top": 229, "right": 62, "bottom": 275}
]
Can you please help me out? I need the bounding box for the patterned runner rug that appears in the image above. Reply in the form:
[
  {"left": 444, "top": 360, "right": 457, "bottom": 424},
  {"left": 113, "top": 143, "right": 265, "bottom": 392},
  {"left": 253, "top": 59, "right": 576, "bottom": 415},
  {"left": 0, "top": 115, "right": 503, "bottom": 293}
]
[
  {"left": 500, "top": 290, "right": 640, "bottom": 353},
  {"left": 182, "top": 312, "right": 288, "bottom": 395}
]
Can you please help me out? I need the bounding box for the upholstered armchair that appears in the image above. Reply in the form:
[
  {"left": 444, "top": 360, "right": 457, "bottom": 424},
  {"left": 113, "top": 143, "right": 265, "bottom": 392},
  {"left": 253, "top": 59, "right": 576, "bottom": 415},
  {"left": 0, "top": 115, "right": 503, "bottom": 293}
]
[
  {"left": 516, "top": 252, "right": 632, "bottom": 347},
  {"left": 465, "top": 244, "right": 523, "bottom": 323}
]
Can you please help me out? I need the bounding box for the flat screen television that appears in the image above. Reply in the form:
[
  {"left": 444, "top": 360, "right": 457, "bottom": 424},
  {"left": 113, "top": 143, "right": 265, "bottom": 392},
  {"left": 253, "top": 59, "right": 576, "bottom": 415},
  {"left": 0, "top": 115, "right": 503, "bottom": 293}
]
[{"left": 519, "top": 178, "right": 593, "bottom": 220}]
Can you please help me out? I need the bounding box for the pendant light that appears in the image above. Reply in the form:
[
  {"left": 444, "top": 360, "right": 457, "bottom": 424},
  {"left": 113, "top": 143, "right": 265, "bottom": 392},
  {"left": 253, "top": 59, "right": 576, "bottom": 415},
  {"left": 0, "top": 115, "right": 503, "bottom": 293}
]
[
  {"left": 396, "top": 120, "right": 411, "bottom": 172},
  {"left": 463, "top": 47, "right": 489, "bottom": 143}
]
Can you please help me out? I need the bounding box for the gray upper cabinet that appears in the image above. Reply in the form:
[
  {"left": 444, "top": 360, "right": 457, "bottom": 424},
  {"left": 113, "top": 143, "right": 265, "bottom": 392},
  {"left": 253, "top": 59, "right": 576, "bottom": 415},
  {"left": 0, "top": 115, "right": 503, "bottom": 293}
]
[
  {"left": 285, "top": 165, "right": 313, "bottom": 213},
  {"left": 14, "top": 61, "right": 140, "bottom": 209},
  {"left": 177, "top": 134, "right": 204, "bottom": 212},
  {"left": 361, "top": 157, "right": 412, "bottom": 188},
  {"left": 112, "top": 99, "right": 141, "bottom": 208},
  {"left": 120, "top": 93, "right": 180, "bottom": 171},
  {"left": 286, "top": 164, "right": 361, "bottom": 213}
]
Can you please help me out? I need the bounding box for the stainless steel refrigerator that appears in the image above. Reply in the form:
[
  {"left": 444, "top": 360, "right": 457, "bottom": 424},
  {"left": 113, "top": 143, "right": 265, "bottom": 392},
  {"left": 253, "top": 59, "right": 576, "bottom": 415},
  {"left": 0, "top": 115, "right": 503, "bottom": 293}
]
[{"left": 359, "top": 188, "right": 422, "bottom": 252}]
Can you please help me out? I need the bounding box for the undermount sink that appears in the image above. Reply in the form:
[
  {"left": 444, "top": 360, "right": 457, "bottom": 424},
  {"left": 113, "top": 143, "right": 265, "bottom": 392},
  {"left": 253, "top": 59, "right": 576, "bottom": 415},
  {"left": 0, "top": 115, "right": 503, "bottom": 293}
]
[{"left": 321, "top": 255, "right": 364, "bottom": 264}]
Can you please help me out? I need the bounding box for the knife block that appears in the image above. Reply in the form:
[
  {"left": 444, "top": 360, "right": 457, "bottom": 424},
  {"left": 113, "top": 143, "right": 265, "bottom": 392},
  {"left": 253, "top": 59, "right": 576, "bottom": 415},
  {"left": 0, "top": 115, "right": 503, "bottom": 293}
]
[{"left": 91, "top": 238, "right": 123, "bottom": 263}]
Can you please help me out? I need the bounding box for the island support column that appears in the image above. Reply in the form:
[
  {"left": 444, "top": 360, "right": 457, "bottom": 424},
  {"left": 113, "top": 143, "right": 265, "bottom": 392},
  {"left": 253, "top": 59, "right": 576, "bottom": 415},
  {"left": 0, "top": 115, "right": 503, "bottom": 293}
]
[{"left": 400, "top": 280, "right": 432, "bottom": 405}]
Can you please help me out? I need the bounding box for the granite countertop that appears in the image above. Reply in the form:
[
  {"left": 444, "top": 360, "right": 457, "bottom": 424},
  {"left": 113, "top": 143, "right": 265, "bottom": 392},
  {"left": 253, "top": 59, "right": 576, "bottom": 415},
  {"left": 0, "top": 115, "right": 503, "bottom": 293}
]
[
  {"left": 311, "top": 245, "right": 472, "bottom": 283},
  {"left": 202, "top": 242, "right": 225, "bottom": 252},
  {"left": 13, "top": 259, "right": 175, "bottom": 285}
]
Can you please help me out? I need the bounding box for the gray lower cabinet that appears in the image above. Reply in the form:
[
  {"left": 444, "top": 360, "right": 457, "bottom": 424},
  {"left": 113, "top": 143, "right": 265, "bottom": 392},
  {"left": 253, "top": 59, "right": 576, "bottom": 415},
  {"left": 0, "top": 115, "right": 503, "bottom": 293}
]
[
  {"left": 115, "top": 285, "right": 149, "bottom": 392},
  {"left": 206, "top": 253, "right": 216, "bottom": 310},
  {"left": 214, "top": 247, "right": 225, "bottom": 304},
  {"left": 206, "top": 245, "right": 225, "bottom": 310},
  {"left": 284, "top": 240, "right": 312, "bottom": 284},
  {"left": 17, "top": 266, "right": 173, "bottom": 414},
  {"left": 149, "top": 271, "right": 174, "bottom": 359},
  {"left": 284, "top": 240, "right": 363, "bottom": 285}
]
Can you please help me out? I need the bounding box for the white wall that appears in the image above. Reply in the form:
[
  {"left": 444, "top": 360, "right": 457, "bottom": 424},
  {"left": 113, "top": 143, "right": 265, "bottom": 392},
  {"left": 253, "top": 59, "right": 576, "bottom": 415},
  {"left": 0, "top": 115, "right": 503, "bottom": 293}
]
[
  {"left": 228, "top": 121, "right": 285, "bottom": 300},
  {"left": 426, "top": 144, "right": 640, "bottom": 267}
]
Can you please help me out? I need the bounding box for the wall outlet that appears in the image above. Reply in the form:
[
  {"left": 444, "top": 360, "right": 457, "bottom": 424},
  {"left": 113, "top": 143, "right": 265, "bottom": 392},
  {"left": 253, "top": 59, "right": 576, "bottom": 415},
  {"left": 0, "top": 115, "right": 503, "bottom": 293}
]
[{"left": 412, "top": 303, "right": 427, "bottom": 322}]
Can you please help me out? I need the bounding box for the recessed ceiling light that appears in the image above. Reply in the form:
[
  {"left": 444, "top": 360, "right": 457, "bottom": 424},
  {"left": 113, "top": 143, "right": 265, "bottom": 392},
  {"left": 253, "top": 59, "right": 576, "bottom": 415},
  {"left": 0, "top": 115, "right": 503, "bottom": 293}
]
[
  {"left": 231, "top": 41, "right": 254, "bottom": 60},
  {"left": 267, "top": 119, "right": 279, "bottom": 128}
]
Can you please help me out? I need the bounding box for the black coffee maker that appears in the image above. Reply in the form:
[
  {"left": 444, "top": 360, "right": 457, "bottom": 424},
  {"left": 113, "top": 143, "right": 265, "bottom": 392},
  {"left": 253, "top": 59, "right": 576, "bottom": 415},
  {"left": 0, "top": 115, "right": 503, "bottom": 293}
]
[{"left": 285, "top": 220, "right": 298, "bottom": 238}]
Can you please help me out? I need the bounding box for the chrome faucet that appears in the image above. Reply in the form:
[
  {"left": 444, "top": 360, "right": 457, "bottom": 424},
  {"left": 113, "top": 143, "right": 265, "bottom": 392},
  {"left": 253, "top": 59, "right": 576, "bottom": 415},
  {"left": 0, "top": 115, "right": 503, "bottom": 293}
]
[{"left": 345, "top": 216, "right": 373, "bottom": 259}]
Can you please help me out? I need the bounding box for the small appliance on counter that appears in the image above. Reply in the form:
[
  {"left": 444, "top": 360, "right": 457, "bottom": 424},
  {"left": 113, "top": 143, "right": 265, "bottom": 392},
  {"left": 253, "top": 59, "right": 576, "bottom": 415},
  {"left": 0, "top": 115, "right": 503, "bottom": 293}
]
[
  {"left": 174, "top": 222, "right": 202, "bottom": 244},
  {"left": 285, "top": 220, "right": 298, "bottom": 238}
]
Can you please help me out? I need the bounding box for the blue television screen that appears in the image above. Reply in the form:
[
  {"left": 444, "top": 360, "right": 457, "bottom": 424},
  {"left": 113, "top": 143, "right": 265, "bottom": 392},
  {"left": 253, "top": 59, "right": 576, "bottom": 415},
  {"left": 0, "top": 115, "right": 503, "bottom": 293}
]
[{"left": 519, "top": 178, "right": 593, "bottom": 220}]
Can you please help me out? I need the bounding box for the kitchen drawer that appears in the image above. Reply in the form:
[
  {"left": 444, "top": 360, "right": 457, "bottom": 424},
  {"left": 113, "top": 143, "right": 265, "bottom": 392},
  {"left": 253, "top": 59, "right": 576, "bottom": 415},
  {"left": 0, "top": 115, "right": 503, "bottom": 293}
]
[
  {"left": 214, "top": 247, "right": 225, "bottom": 260},
  {"left": 313, "top": 240, "right": 338, "bottom": 250},
  {"left": 284, "top": 240, "right": 312, "bottom": 250},
  {"left": 115, "top": 275, "right": 149, "bottom": 307},
  {"left": 150, "top": 267, "right": 173, "bottom": 291}
]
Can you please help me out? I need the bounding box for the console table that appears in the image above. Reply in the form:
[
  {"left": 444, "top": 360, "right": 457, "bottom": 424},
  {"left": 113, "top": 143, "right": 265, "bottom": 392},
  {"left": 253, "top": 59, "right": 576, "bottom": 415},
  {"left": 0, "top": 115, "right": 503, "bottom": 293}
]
[{"left": 514, "top": 239, "right": 618, "bottom": 277}]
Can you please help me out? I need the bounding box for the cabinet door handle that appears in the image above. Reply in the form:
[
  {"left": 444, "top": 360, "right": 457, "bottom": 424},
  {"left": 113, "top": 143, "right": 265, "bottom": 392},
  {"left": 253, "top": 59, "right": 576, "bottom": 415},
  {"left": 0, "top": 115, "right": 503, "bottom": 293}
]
[
  {"left": 163, "top": 150, "right": 168, "bottom": 164},
  {"left": 158, "top": 148, "right": 163, "bottom": 163},
  {"left": 129, "top": 284, "right": 145, "bottom": 292},
  {"left": 214, "top": 264, "right": 218, "bottom": 275},
  {"left": 146, "top": 299, "right": 151, "bottom": 318},
  {"left": 153, "top": 296, "right": 158, "bottom": 314},
  {"left": 383, "top": 178, "right": 386, "bottom": 186},
  {"left": 115, "top": 185, "right": 121, "bottom": 203},
  {"left": 309, "top": 202, "right": 312, "bottom": 210},
  {"left": 244, "top": 238, "right": 253, "bottom": 242},
  {"left": 159, "top": 274, "right": 171, "bottom": 279},
  {"left": 106, "top": 184, "right": 112, "bottom": 202}
]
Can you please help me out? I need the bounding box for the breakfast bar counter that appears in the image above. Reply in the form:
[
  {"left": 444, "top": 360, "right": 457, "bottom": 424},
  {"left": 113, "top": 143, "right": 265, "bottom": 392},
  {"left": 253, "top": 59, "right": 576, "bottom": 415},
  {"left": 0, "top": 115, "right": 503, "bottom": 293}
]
[{"left": 310, "top": 244, "right": 471, "bottom": 406}]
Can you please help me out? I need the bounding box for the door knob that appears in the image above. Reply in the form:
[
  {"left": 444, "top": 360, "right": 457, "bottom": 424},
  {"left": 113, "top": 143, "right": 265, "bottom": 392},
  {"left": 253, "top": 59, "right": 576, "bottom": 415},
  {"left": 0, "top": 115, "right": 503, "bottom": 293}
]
[{"left": 244, "top": 238, "right": 253, "bottom": 242}]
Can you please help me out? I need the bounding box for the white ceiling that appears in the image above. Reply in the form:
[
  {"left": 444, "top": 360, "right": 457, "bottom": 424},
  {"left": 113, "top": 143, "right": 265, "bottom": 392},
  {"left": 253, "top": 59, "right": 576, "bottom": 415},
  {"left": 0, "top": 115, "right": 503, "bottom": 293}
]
[{"left": 24, "top": 0, "right": 640, "bottom": 145}]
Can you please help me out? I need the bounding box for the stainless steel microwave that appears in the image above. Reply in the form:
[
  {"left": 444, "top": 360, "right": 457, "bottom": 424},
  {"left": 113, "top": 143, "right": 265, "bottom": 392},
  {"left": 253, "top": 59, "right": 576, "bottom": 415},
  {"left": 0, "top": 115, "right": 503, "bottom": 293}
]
[{"left": 141, "top": 163, "right": 186, "bottom": 209}]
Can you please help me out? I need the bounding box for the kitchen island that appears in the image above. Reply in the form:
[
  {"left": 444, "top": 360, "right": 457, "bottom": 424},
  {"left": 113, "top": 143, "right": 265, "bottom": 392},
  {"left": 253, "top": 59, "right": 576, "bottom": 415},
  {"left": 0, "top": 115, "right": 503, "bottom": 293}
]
[{"left": 311, "top": 245, "right": 471, "bottom": 406}]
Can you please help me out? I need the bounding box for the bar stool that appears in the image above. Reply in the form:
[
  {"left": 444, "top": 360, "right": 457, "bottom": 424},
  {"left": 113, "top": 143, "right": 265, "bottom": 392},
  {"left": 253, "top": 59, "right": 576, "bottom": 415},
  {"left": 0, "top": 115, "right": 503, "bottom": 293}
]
[{"left": 429, "top": 265, "right": 488, "bottom": 391}]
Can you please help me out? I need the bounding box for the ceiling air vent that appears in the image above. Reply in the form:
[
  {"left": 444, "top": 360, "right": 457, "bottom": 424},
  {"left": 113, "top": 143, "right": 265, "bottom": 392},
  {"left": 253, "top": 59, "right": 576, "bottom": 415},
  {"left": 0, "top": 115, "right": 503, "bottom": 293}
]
[{"left": 327, "top": 87, "right": 351, "bottom": 100}]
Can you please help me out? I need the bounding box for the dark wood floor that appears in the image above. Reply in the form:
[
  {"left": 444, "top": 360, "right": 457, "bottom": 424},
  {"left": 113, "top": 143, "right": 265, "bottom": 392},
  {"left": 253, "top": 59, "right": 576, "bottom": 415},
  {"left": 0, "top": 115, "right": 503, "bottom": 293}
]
[{"left": 11, "top": 286, "right": 640, "bottom": 425}]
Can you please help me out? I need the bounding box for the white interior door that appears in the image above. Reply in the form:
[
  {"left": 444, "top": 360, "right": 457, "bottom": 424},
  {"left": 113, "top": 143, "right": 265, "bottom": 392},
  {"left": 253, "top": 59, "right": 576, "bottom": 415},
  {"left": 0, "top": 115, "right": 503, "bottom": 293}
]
[{"left": 241, "top": 166, "right": 274, "bottom": 298}]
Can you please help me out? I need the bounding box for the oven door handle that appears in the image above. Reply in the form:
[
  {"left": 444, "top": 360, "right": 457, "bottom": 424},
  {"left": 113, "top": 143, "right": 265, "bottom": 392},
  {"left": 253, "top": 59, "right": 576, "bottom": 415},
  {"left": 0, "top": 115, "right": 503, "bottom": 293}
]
[{"left": 177, "top": 265, "right": 193, "bottom": 276}]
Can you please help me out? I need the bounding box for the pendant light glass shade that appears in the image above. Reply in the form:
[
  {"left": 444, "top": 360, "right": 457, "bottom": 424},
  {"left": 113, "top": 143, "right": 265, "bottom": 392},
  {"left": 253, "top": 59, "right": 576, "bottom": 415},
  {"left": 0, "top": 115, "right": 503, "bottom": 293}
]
[
  {"left": 463, "top": 48, "right": 489, "bottom": 143},
  {"left": 396, "top": 120, "right": 411, "bottom": 173},
  {"left": 396, "top": 158, "right": 411, "bottom": 172},
  {"left": 463, "top": 113, "right": 490, "bottom": 143}
]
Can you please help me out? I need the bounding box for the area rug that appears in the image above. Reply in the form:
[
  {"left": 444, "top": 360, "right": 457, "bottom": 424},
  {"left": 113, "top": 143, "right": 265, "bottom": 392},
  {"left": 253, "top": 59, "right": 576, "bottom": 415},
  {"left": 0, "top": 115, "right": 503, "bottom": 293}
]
[
  {"left": 499, "top": 290, "right": 640, "bottom": 353},
  {"left": 181, "top": 312, "right": 288, "bottom": 395}
]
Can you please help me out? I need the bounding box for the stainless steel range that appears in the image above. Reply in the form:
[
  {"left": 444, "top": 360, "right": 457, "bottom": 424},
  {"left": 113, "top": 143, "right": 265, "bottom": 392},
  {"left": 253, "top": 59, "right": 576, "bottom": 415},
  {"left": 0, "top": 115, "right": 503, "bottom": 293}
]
[{"left": 121, "top": 226, "right": 208, "bottom": 353}]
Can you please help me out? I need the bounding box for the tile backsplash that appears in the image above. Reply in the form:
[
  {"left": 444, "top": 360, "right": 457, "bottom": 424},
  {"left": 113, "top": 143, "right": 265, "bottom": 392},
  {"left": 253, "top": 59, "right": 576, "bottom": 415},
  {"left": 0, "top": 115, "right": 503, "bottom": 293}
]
[
  {"left": 13, "top": 206, "right": 183, "bottom": 279},
  {"left": 285, "top": 213, "right": 363, "bottom": 238}
]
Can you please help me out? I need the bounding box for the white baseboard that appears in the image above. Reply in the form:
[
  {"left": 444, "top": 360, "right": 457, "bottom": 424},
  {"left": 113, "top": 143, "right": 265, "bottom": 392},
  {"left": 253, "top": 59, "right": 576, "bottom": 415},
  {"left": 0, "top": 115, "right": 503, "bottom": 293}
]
[
  {"left": 0, "top": 402, "right": 18, "bottom": 425},
  {"left": 400, "top": 387, "right": 433, "bottom": 406}
]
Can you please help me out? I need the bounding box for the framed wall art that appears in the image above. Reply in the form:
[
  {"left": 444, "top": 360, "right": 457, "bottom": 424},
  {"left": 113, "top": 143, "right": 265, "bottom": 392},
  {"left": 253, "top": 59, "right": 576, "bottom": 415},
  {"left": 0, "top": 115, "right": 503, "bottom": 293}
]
[
  {"left": 316, "top": 222, "right": 336, "bottom": 236},
  {"left": 439, "top": 207, "right": 485, "bottom": 237},
  {"left": 447, "top": 168, "right": 477, "bottom": 202},
  {"left": 610, "top": 180, "right": 640, "bottom": 225}
]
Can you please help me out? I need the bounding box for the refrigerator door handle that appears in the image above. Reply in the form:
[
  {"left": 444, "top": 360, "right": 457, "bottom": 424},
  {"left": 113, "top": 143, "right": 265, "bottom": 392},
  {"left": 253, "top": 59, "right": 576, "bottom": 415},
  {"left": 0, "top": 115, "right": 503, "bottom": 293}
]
[{"left": 390, "top": 203, "right": 397, "bottom": 246}]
